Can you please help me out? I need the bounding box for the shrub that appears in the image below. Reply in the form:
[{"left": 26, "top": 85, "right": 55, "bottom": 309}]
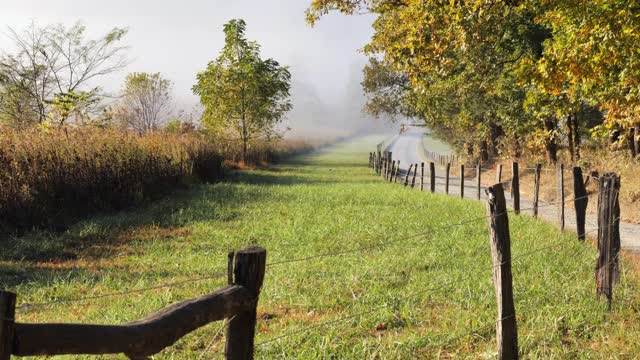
[{"left": 0, "top": 126, "right": 222, "bottom": 232}]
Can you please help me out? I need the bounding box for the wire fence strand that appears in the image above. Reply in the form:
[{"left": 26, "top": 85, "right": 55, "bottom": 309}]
[{"left": 17, "top": 271, "right": 228, "bottom": 311}]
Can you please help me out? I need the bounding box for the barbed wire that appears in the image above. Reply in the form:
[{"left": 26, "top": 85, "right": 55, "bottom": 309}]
[
  {"left": 254, "top": 234, "right": 595, "bottom": 350},
  {"left": 199, "top": 315, "right": 235, "bottom": 360},
  {"left": 16, "top": 271, "right": 228, "bottom": 311}
]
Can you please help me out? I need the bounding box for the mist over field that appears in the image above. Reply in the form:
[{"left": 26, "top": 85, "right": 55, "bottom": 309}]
[{"left": 0, "top": 0, "right": 393, "bottom": 137}]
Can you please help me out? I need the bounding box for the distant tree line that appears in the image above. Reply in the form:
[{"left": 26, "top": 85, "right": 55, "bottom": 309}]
[
  {"left": 0, "top": 19, "right": 293, "bottom": 159},
  {"left": 308, "top": 0, "right": 640, "bottom": 161}
]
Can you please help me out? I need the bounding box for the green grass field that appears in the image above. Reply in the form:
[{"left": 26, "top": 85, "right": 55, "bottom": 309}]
[{"left": 3, "top": 135, "right": 640, "bottom": 359}]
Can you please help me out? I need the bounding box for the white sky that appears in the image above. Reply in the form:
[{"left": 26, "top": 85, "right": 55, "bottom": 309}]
[{"left": 0, "top": 0, "right": 387, "bottom": 135}]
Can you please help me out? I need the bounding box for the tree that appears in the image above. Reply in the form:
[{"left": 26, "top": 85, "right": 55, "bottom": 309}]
[
  {"left": 0, "top": 21, "right": 128, "bottom": 126},
  {"left": 361, "top": 57, "right": 416, "bottom": 122},
  {"left": 309, "top": 1, "right": 548, "bottom": 158},
  {"left": 113, "top": 72, "right": 173, "bottom": 135},
  {"left": 193, "top": 19, "right": 292, "bottom": 162},
  {"left": 532, "top": 0, "right": 640, "bottom": 159}
]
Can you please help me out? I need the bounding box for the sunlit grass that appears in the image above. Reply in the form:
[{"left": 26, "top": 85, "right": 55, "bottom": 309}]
[{"left": 3, "top": 135, "right": 639, "bottom": 359}]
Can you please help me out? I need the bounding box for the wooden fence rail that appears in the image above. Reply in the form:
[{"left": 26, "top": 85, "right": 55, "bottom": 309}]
[{"left": 0, "top": 247, "right": 266, "bottom": 360}]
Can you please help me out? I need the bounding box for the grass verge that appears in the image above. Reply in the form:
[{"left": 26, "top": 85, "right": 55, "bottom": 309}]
[{"left": 3, "top": 135, "right": 640, "bottom": 358}]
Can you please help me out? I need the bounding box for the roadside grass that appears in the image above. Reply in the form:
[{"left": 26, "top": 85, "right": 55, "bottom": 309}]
[{"left": 3, "top": 135, "right": 640, "bottom": 358}]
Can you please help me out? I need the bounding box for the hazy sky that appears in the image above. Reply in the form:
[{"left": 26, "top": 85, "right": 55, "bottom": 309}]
[{"left": 0, "top": 1, "right": 388, "bottom": 135}]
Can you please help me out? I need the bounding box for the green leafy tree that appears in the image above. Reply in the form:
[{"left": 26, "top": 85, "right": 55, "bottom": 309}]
[{"left": 193, "top": 19, "right": 292, "bottom": 161}]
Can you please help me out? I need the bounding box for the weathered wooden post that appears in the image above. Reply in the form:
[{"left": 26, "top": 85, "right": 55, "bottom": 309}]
[
  {"left": 381, "top": 153, "right": 387, "bottom": 179},
  {"left": 476, "top": 163, "right": 482, "bottom": 200},
  {"left": 596, "top": 174, "right": 621, "bottom": 309},
  {"left": 0, "top": 291, "right": 16, "bottom": 360},
  {"left": 512, "top": 162, "right": 520, "bottom": 215},
  {"left": 485, "top": 184, "right": 518, "bottom": 360},
  {"left": 445, "top": 163, "right": 451, "bottom": 194},
  {"left": 390, "top": 161, "right": 396, "bottom": 183},
  {"left": 225, "top": 247, "right": 267, "bottom": 360},
  {"left": 460, "top": 164, "right": 465, "bottom": 199},
  {"left": 411, "top": 164, "right": 418, "bottom": 189},
  {"left": 429, "top": 162, "right": 436, "bottom": 193},
  {"left": 573, "top": 167, "right": 588, "bottom": 240},
  {"left": 368, "top": 153, "right": 372, "bottom": 168},
  {"left": 557, "top": 164, "right": 565, "bottom": 230},
  {"left": 420, "top": 162, "right": 425, "bottom": 191},
  {"left": 386, "top": 154, "right": 391, "bottom": 179},
  {"left": 533, "top": 164, "right": 542, "bottom": 217},
  {"left": 404, "top": 164, "right": 412, "bottom": 187},
  {"left": 376, "top": 151, "right": 382, "bottom": 175},
  {"left": 394, "top": 161, "right": 400, "bottom": 183},
  {"left": 386, "top": 152, "right": 393, "bottom": 180},
  {"left": 497, "top": 164, "right": 503, "bottom": 184}
]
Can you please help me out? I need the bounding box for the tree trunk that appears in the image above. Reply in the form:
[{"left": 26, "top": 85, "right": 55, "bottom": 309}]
[
  {"left": 480, "top": 140, "right": 489, "bottom": 161},
  {"left": 513, "top": 134, "right": 521, "bottom": 159},
  {"left": 466, "top": 143, "right": 473, "bottom": 157},
  {"left": 242, "top": 138, "right": 248, "bottom": 163},
  {"left": 567, "top": 115, "right": 575, "bottom": 162},
  {"left": 544, "top": 118, "right": 558, "bottom": 164},
  {"left": 626, "top": 128, "right": 636, "bottom": 159},
  {"left": 489, "top": 123, "right": 505, "bottom": 158},
  {"left": 635, "top": 123, "right": 640, "bottom": 159},
  {"left": 573, "top": 112, "right": 581, "bottom": 160}
]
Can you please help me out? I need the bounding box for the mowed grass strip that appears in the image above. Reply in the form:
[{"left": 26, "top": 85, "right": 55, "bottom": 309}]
[{"left": 2, "top": 135, "right": 640, "bottom": 359}]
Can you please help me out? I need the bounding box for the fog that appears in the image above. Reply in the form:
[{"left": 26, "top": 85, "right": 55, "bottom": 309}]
[{"left": 0, "top": 0, "right": 395, "bottom": 137}]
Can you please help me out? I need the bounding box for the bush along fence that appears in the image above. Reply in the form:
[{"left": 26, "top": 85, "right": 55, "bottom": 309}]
[
  {"left": 370, "top": 150, "right": 622, "bottom": 358},
  {"left": 0, "top": 247, "right": 266, "bottom": 360}
]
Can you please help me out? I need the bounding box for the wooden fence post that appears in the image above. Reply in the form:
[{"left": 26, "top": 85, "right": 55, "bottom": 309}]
[
  {"left": 381, "top": 153, "right": 388, "bottom": 179},
  {"left": 411, "top": 164, "right": 418, "bottom": 189},
  {"left": 225, "top": 247, "right": 266, "bottom": 360},
  {"left": 558, "top": 164, "right": 565, "bottom": 230},
  {"left": 376, "top": 151, "right": 381, "bottom": 175},
  {"left": 394, "top": 161, "right": 400, "bottom": 183},
  {"left": 460, "top": 164, "right": 465, "bottom": 199},
  {"left": 476, "top": 163, "right": 482, "bottom": 200},
  {"left": 445, "top": 163, "right": 451, "bottom": 194},
  {"left": 390, "top": 161, "right": 396, "bottom": 183},
  {"left": 533, "top": 164, "right": 542, "bottom": 217},
  {"left": 512, "top": 162, "right": 520, "bottom": 215},
  {"left": 404, "top": 164, "right": 412, "bottom": 187},
  {"left": 497, "top": 164, "right": 503, "bottom": 184},
  {"left": 596, "top": 174, "right": 621, "bottom": 308},
  {"left": 485, "top": 184, "right": 519, "bottom": 360},
  {"left": 420, "top": 162, "right": 425, "bottom": 191},
  {"left": 386, "top": 152, "right": 393, "bottom": 180},
  {"left": 429, "top": 162, "right": 436, "bottom": 193},
  {"left": 573, "top": 167, "right": 588, "bottom": 241},
  {"left": 0, "top": 291, "right": 16, "bottom": 360}
]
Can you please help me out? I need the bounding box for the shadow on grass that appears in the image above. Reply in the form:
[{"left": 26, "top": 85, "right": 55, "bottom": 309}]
[{"left": 0, "top": 178, "right": 278, "bottom": 288}]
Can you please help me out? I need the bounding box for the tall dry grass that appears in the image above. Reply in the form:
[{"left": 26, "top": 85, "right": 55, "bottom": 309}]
[{"left": 0, "top": 126, "right": 222, "bottom": 232}]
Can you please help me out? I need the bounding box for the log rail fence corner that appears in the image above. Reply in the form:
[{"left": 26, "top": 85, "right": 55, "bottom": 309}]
[{"left": 0, "top": 247, "right": 267, "bottom": 360}]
